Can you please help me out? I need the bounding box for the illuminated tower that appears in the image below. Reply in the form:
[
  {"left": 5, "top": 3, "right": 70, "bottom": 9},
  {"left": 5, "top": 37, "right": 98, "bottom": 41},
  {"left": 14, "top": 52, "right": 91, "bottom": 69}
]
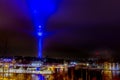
[{"left": 27, "top": 0, "right": 61, "bottom": 58}]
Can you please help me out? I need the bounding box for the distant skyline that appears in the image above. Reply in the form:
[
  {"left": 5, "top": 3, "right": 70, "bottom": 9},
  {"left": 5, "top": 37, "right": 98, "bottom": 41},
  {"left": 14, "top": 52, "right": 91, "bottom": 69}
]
[{"left": 0, "top": 0, "right": 120, "bottom": 57}]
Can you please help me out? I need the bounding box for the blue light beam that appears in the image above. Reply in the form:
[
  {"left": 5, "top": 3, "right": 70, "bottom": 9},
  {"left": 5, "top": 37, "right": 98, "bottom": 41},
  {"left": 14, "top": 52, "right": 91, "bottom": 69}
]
[{"left": 27, "top": 0, "right": 61, "bottom": 58}]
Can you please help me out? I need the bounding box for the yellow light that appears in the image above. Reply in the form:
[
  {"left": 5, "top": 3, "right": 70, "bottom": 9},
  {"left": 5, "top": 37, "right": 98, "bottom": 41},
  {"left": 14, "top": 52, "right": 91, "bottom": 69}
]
[{"left": 4, "top": 65, "right": 8, "bottom": 68}]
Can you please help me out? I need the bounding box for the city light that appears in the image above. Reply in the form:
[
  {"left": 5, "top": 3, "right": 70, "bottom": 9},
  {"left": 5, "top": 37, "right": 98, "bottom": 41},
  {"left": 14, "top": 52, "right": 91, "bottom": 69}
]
[{"left": 3, "top": 58, "right": 12, "bottom": 62}]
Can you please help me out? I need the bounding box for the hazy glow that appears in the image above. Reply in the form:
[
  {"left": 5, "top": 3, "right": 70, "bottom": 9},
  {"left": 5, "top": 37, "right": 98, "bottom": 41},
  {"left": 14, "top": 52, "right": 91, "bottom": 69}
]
[
  {"left": 38, "top": 25, "right": 42, "bottom": 28},
  {"left": 27, "top": 0, "right": 61, "bottom": 58},
  {"left": 38, "top": 32, "right": 42, "bottom": 36}
]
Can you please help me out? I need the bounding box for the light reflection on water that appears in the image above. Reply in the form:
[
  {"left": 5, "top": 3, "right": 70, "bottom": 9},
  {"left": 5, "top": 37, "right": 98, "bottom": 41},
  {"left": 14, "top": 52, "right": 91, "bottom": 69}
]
[
  {"left": 102, "top": 62, "right": 120, "bottom": 80},
  {"left": 0, "top": 63, "right": 120, "bottom": 80},
  {"left": 32, "top": 74, "right": 45, "bottom": 80}
]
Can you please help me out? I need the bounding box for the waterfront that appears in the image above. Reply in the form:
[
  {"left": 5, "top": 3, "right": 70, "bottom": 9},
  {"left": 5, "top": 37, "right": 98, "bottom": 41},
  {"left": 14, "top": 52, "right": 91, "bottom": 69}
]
[
  {"left": 0, "top": 70, "right": 119, "bottom": 80},
  {"left": 0, "top": 62, "right": 120, "bottom": 80}
]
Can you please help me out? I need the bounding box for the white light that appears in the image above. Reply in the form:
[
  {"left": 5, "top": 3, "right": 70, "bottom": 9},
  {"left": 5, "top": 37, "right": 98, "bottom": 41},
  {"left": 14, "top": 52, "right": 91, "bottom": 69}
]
[
  {"left": 31, "top": 63, "right": 42, "bottom": 67},
  {"left": 86, "top": 63, "right": 89, "bottom": 66},
  {"left": 38, "top": 32, "right": 42, "bottom": 36},
  {"left": 70, "top": 62, "right": 77, "bottom": 65},
  {"left": 38, "top": 25, "right": 42, "bottom": 28}
]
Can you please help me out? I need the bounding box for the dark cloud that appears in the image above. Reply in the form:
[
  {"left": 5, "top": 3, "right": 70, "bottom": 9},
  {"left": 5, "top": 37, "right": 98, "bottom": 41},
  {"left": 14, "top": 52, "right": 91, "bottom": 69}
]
[
  {"left": 0, "top": 0, "right": 36, "bottom": 56},
  {"left": 45, "top": 0, "right": 120, "bottom": 57}
]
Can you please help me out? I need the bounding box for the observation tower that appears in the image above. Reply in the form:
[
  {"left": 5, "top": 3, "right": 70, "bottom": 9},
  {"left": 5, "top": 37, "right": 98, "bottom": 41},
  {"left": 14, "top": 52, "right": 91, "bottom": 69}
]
[{"left": 27, "top": 0, "right": 61, "bottom": 58}]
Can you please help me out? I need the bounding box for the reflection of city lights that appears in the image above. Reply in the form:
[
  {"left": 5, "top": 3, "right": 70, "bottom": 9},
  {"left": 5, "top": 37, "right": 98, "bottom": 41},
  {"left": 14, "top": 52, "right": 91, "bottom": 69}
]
[
  {"left": 32, "top": 74, "right": 35, "bottom": 76},
  {"left": 111, "top": 63, "right": 120, "bottom": 70},
  {"left": 5, "top": 65, "right": 8, "bottom": 68},
  {"left": 39, "top": 70, "right": 52, "bottom": 74},
  {"left": 103, "top": 63, "right": 120, "bottom": 80},
  {"left": 1, "top": 61, "right": 120, "bottom": 80}
]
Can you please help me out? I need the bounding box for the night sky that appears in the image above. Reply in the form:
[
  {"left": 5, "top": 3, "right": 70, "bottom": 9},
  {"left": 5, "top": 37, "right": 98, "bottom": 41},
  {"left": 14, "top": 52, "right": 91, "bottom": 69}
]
[{"left": 0, "top": 0, "right": 120, "bottom": 58}]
